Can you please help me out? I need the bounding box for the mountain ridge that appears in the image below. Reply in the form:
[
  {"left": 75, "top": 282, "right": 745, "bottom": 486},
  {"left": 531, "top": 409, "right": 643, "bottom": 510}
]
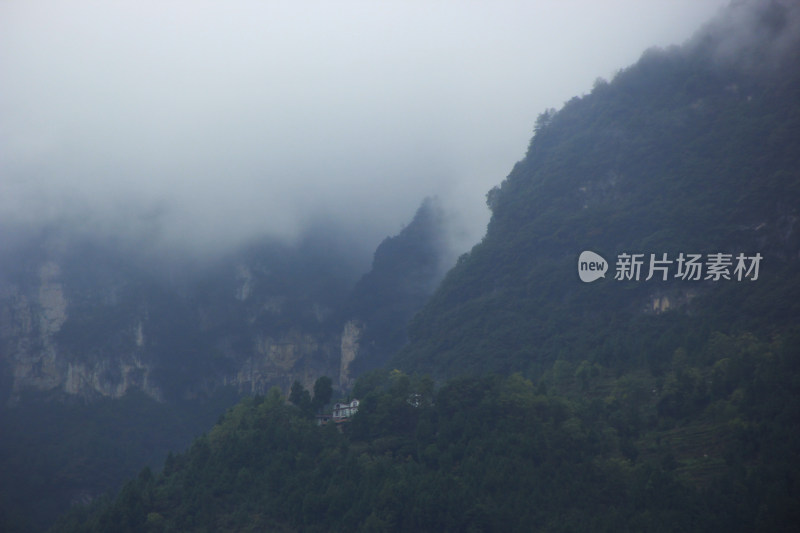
[{"left": 393, "top": 0, "right": 800, "bottom": 379}]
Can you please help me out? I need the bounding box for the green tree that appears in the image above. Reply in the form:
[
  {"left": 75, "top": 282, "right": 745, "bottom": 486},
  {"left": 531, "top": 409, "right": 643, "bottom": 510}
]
[
  {"left": 312, "top": 376, "right": 333, "bottom": 413},
  {"left": 289, "top": 381, "right": 311, "bottom": 415}
]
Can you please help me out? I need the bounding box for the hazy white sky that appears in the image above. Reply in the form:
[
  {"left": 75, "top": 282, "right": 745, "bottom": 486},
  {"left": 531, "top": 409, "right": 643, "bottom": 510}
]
[{"left": 0, "top": 0, "right": 728, "bottom": 257}]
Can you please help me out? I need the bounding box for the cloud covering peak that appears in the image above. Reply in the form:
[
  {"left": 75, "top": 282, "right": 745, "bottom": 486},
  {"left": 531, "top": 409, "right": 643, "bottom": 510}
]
[{"left": 1, "top": 0, "right": 727, "bottom": 257}]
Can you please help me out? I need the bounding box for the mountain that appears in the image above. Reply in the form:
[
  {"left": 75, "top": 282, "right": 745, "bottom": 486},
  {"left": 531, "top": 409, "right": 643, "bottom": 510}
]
[
  {"left": 46, "top": 2, "right": 800, "bottom": 531},
  {"left": 342, "top": 197, "right": 452, "bottom": 378},
  {"left": 50, "top": 372, "right": 740, "bottom": 532},
  {"left": 394, "top": 0, "right": 800, "bottom": 378},
  {"left": 0, "top": 232, "right": 346, "bottom": 405},
  {"left": 0, "top": 200, "right": 452, "bottom": 531},
  {"left": 0, "top": 199, "right": 451, "bottom": 405}
]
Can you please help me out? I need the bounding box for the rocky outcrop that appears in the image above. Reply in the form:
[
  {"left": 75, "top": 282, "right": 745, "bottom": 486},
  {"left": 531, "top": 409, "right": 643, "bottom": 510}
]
[
  {"left": 339, "top": 320, "right": 364, "bottom": 389},
  {"left": 37, "top": 262, "right": 67, "bottom": 336},
  {"left": 63, "top": 358, "right": 161, "bottom": 400},
  {"left": 231, "top": 330, "right": 340, "bottom": 395},
  {"left": 0, "top": 200, "right": 451, "bottom": 404},
  {"left": 0, "top": 256, "right": 361, "bottom": 403},
  {"left": 0, "top": 264, "right": 164, "bottom": 402},
  {"left": 1, "top": 262, "right": 69, "bottom": 400}
]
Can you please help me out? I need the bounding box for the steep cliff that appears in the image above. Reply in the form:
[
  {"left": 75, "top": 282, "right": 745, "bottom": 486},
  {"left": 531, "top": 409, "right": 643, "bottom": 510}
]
[
  {"left": 0, "top": 240, "right": 341, "bottom": 403},
  {"left": 0, "top": 198, "right": 454, "bottom": 405}
]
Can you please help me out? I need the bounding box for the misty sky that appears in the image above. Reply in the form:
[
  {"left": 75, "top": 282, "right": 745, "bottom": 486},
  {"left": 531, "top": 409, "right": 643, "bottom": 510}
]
[{"left": 0, "top": 0, "right": 728, "bottom": 259}]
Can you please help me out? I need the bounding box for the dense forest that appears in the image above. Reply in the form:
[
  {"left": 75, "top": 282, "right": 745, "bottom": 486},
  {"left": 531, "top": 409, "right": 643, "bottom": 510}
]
[
  {"left": 395, "top": 0, "right": 800, "bottom": 379},
  {"left": 52, "top": 337, "right": 799, "bottom": 532},
  {"left": 23, "top": 1, "right": 800, "bottom": 531}
]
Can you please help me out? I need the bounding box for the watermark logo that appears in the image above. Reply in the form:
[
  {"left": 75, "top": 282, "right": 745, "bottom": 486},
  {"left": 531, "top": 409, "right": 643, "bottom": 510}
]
[
  {"left": 578, "top": 251, "right": 762, "bottom": 283},
  {"left": 578, "top": 251, "right": 608, "bottom": 283}
]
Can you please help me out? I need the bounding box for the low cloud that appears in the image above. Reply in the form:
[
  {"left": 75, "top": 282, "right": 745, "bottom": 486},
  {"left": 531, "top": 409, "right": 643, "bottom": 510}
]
[
  {"left": 0, "top": 0, "right": 727, "bottom": 261},
  {"left": 691, "top": 0, "right": 800, "bottom": 71}
]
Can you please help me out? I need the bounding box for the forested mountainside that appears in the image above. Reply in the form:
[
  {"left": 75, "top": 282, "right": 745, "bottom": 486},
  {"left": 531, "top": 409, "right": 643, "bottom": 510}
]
[
  {"left": 394, "top": 0, "right": 800, "bottom": 378},
  {"left": 0, "top": 199, "right": 450, "bottom": 531},
  {"left": 53, "top": 336, "right": 800, "bottom": 532},
  {"left": 47, "top": 1, "right": 800, "bottom": 532}
]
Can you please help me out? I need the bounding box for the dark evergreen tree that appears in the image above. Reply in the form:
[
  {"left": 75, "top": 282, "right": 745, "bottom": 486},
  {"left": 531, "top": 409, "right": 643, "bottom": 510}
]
[{"left": 312, "top": 376, "right": 333, "bottom": 413}]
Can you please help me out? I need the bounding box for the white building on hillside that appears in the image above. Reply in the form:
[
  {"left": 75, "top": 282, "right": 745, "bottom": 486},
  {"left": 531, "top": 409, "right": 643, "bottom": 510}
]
[{"left": 332, "top": 399, "right": 359, "bottom": 420}]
